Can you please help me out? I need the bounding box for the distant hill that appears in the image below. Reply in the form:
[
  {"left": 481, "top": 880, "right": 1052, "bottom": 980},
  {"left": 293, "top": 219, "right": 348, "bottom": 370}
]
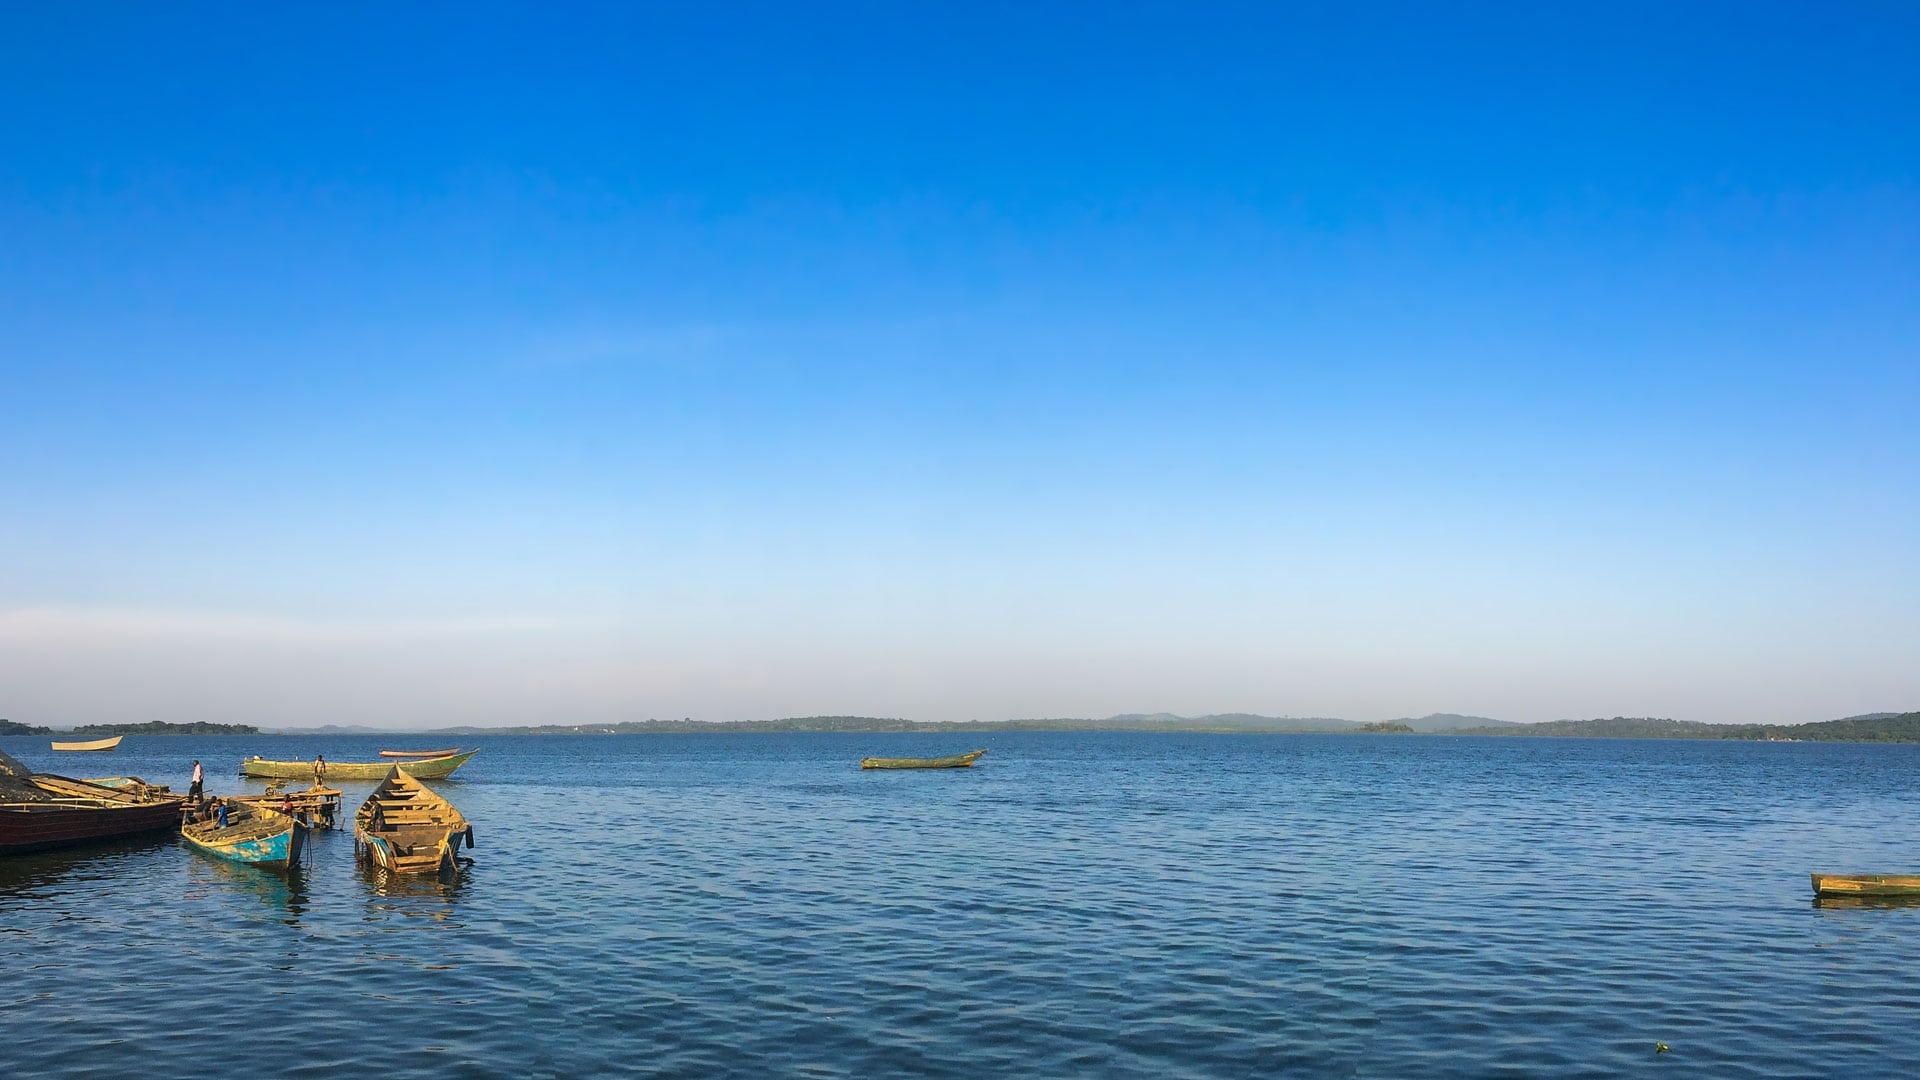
[
  {"left": 1448, "top": 712, "right": 1920, "bottom": 743},
  {"left": 1450, "top": 717, "right": 1700, "bottom": 738},
  {"left": 411, "top": 714, "right": 1364, "bottom": 735},
  {"left": 1389, "top": 713, "right": 1516, "bottom": 733},
  {"left": 1101, "top": 713, "right": 1360, "bottom": 732},
  {"left": 416, "top": 716, "right": 921, "bottom": 735},
  {"left": 1785, "top": 712, "right": 1920, "bottom": 742},
  {"left": 0, "top": 719, "right": 53, "bottom": 736}
]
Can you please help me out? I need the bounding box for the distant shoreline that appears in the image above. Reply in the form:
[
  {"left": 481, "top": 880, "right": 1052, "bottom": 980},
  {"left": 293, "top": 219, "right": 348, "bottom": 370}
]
[
  {"left": 5, "top": 712, "right": 1916, "bottom": 743},
  {"left": 275, "top": 711, "right": 1919, "bottom": 742}
]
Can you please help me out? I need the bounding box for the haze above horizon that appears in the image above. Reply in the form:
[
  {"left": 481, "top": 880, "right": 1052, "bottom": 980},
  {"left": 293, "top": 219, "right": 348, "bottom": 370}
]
[{"left": 2, "top": 4, "right": 1915, "bottom": 730}]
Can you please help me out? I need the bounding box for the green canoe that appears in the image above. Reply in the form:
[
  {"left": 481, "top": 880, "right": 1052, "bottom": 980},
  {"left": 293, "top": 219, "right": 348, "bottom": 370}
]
[
  {"left": 859, "top": 749, "right": 986, "bottom": 770},
  {"left": 239, "top": 749, "right": 478, "bottom": 781}
]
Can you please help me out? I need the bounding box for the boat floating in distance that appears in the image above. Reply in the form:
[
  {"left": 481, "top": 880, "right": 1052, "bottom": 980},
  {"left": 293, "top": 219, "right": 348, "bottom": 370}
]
[
  {"left": 51, "top": 736, "right": 122, "bottom": 752},
  {"left": 182, "top": 801, "right": 307, "bottom": 869},
  {"left": 1811, "top": 873, "right": 1920, "bottom": 898},
  {"left": 239, "top": 748, "right": 478, "bottom": 781},
  {"left": 859, "top": 749, "right": 987, "bottom": 770}
]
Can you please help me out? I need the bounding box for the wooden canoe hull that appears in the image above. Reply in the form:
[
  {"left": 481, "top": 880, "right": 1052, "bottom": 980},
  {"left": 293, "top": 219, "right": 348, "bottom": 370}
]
[
  {"left": 355, "top": 768, "right": 471, "bottom": 876},
  {"left": 1811, "top": 873, "right": 1920, "bottom": 897},
  {"left": 51, "top": 736, "right": 122, "bottom": 751},
  {"left": 0, "top": 794, "right": 185, "bottom": 855},
  {"left": 860, "top": 749, "right": 987, "bottom": 770},
  {"left": 231, "top": 786, "right": 343, "bottom": 830},
  {"left": 361, "top": 831, "right": 459, "bottom": 874},
  {"left": 182, "top": 808, "right": 307, "bottom": 868},
  {"left": 239, "top": 748, "right": 478, "bottom": 780},
  {"left": 378, "top": 747, "right": 461, "bottom": 759}
]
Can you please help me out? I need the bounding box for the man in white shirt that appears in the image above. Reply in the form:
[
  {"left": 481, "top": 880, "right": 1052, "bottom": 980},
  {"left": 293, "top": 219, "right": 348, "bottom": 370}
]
[{"left": 189, "top": 760, "right": 204, "bottom": 802}]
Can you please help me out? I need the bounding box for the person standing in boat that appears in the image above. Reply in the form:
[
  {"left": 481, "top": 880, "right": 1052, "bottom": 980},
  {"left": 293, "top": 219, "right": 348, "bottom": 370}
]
[
  {"left": 312, "top": 754, "right": 326, "bottom": 785},
  {"left": 188, "top": 760, "right": 204, "bottom": 803}
]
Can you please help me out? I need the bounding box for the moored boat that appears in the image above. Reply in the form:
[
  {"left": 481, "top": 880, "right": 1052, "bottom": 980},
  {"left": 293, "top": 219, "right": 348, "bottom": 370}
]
[
  {"left": 355, "top": 768, "right": 472, "bottom": 875},
  {"left": 51, "top": 736, "right": 123, "bottom": 752},
  {"left": 0, "top": 751, "right": 185, "bottom": 855},
  {"left": 1811, "top": 873, "right": 1920, "bottom": 898},
  {"left": 239, "top": 748, "right": 478, "bottom": 781},
  {"left": 378, "top": 747, "right": 462, "bottom": 759},
  {"left": 80, "top": 776, "right": 171, "bottom": 795},
  {"left": 859, "top": 749, "right": 987, "bottom": 770},
  {"left": 182, "top": 801, "right": 308, "bottom": 868},
  {"left": 231, "top": 785, "right": 343, "bottom": 830}
]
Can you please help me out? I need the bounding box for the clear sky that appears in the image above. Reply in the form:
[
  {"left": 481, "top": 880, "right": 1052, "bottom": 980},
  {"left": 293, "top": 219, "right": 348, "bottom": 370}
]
[{"left": 2, "top": 3, "right": 1915, "bottom": 729}]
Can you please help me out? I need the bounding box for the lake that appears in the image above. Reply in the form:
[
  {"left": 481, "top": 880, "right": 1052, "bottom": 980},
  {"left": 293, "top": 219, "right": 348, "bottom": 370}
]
[{"left": 3, "top": 731, "right": 1918, "bottom": 1077}]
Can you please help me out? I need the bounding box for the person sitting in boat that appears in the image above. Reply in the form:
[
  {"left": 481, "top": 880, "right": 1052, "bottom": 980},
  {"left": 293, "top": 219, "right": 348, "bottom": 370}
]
[
  {"left": 213, "top": 799, "right": 229, "bottom": 829},
  {"left": 188, "top": 760, "right": 203, "bottom": 802}
]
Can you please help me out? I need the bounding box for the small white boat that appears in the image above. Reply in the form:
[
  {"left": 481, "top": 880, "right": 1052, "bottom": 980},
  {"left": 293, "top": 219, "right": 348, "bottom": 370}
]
[{"left": 51, "top": 736, "right": 123, "bottom": 752}]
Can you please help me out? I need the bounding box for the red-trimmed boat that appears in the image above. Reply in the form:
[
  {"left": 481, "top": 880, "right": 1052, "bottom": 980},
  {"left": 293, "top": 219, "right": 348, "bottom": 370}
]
[{"left": 0, "top": 750, "right": 185, "bottom": 855}]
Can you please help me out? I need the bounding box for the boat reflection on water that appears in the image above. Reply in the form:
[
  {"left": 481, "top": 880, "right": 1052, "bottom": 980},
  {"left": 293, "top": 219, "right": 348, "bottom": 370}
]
[
  {"left": 0, "top": 833, "right": 177, "bottom": 899},
  {"left": 1812, "top": 894, "right": 1920, "bottom": 911},
  {"left": 182, "top": 850, "right": 312, "bottom": 924},
  {"left": 359, "top": 858, "right": 469, "bottom": 920}
]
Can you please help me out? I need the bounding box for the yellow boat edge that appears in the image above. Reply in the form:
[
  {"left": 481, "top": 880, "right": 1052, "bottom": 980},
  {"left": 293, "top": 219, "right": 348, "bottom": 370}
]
[{"left": 1811, "top": 872, "right": 1920, "bottom": 897}]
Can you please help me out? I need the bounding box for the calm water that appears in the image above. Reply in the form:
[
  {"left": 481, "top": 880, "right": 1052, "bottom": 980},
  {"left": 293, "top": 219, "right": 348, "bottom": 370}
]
[{"left": 3, "top": 732, "right": 1918, "bottom": 1078}]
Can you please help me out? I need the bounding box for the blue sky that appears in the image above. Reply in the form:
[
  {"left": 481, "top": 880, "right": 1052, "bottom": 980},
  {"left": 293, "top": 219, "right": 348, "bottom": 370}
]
[{"left": 1, "top": 4, "right": 1915, "bottom": 727}]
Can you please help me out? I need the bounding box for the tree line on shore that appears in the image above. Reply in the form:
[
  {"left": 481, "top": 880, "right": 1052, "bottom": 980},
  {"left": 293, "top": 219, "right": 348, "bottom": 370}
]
[
  {"left": 1442, "top": 712, "right": 1920, "bottom": 742},
  {"left": 0, "top": 720, "right": 260, "bottom": 736}
]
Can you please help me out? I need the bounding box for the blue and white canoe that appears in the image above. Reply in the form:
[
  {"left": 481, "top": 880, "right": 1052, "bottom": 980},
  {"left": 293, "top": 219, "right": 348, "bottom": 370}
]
[{"left": 181, "top": 802, "right": 307, "bottom": 868}]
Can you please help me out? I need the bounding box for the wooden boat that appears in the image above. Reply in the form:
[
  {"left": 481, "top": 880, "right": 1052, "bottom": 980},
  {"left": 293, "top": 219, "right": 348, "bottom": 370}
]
[
  {"left": 181, "top": 801, "right": 307, "bottom": 868},
  {"left": 231, "top": 784, "right": 344, "bottom": 830},
  {"left": 859, "top": 749, "right": 987, "bottom": 770},
  {"left": 0, "top": 750, "right": 185, "bottom": 855},
  {"left": 51, "top": 736, "right": 122, "bottom": 752},
  {"left": 80, "top": 776, "right": 171, "bottom": 795},
  {"left": 378, "top": 747, "right": 462, "bottom": 759},
  {"left": 238, "top": 748, "right": 478, "bottom": 781},
  {"left": 1811, "top": 873, "right": 1920, "bottom": 898},
  {"left": 355, "top": 768, "right": 472, "bottom": 875}
]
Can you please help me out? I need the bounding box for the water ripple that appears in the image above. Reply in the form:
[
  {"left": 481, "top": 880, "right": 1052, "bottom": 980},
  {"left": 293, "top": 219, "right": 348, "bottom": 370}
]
[{"left": 3, "top": 732, "right": 1920, "bottom": 1076}]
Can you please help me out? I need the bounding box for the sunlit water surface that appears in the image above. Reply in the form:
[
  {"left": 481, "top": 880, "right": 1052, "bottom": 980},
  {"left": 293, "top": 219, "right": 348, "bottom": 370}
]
[{"left": 3, "top": 732, "right": 1918, "bottom": 1078}]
